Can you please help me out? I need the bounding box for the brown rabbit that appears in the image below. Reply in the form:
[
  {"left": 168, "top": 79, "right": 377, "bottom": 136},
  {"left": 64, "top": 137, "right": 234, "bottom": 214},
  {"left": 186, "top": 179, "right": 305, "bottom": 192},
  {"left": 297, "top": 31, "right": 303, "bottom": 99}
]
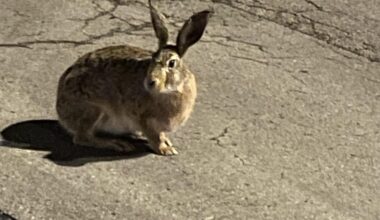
[{"left": 56, "top": 0, "right": 211, "bottom": 155}]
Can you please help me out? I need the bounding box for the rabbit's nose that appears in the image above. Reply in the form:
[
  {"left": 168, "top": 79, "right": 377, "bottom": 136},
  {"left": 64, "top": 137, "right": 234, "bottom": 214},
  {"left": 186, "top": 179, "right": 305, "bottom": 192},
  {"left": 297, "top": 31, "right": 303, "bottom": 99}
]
[{"left": 148, "top": 80, "right": 156, "bottom": 88}]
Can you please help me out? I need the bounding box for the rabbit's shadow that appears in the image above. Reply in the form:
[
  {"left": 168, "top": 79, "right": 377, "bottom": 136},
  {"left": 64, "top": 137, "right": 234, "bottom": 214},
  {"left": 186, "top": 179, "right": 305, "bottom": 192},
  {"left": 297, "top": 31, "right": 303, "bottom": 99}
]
[{"left": 0, "top": 120, "right": 151, "bottom": 166}]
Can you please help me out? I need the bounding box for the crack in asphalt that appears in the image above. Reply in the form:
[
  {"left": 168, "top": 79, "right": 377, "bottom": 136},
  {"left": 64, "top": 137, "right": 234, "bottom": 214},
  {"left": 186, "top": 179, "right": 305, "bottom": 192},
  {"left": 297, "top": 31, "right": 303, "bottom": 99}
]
[
  {"left": 212, "top": 0, "right": 379, "bottom": 62},
  {"left": 0, "top": 40, "right": 92, "bottom": 49},
  {"left": 200, "top": 39, "right": 236, "bottom": 49},
  {"left": 312, "top": 40, "right": 360, "bottom": 61},
  {"left": 208, "top": 34, "right": 267, "bottom": 52},
  {"left": 0, "top": 20, "right": 152, "bottom": 49},
  {"left": 5, "top": 7, "right": 30, "bottom": 18},
  {"left": 291, "top": 75, "right": 307, "bottom": 86},
  {"left": 69, "top": 0, "right": 150, "bottom": 33},
  {"left": 210, "top": 127, "right": 229, "bottom": 147},
  {"left": 0, "top": 0, "right": 153, "bottom": 49},
  {"left": 69, "top": 0, "right": 120, "bottom": 30},
  {"left": 231, "top": 55, "right": 269, "bottom": 65},
  {"left": 304, "top": 0, "right": 324, "bottom": 11},
  {"left": 234, "top": 154, "right": 250, "bottom": 166}
]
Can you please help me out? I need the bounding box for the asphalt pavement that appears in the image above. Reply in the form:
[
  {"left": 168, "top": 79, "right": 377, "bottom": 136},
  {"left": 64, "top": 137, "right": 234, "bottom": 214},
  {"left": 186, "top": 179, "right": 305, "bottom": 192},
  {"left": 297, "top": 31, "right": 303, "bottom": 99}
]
[{"left": 0, "top": 0, "right": 379, "bottom": 219}]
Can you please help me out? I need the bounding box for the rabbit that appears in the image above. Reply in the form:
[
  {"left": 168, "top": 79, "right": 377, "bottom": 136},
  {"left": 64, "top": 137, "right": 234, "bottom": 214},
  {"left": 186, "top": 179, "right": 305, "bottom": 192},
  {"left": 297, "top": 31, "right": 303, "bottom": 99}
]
[{"left": 56, "top": 0, "right": 211, "bottom": 155}]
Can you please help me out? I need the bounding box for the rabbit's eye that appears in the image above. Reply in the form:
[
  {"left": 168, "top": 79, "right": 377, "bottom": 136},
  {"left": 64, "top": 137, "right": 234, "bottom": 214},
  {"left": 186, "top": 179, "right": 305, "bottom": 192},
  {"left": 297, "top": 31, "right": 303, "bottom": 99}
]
[{"left": 168, "top": 59, "right": 176, "bottom": 68}]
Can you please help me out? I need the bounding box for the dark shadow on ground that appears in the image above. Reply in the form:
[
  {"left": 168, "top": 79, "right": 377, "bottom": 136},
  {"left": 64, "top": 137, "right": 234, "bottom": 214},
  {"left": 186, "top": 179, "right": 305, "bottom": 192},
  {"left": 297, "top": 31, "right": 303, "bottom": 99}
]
[
  {"left": 0, "top": 120, "right": 151, "bottom": 167},
  {"left": 0, "top": 209, "right": 17, "bottom": 220}
]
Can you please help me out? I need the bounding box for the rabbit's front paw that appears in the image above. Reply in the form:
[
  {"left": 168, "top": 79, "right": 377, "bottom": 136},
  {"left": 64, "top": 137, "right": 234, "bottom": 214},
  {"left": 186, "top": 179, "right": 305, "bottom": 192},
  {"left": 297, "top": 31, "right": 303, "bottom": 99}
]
[{"left": 158, "top": 140, "right": 178, "bottom": 156}]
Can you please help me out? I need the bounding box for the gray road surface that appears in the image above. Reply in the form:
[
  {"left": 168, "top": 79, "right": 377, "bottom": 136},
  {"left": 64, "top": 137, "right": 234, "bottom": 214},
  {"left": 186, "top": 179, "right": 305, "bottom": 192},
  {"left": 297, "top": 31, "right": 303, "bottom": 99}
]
[{"left": 0, "top": 0, "right": 379, "bottom": 219}]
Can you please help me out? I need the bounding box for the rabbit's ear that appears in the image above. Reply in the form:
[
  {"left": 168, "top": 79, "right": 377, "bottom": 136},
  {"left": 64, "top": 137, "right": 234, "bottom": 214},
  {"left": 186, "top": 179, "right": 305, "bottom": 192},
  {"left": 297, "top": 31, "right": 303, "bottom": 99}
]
[
  {"left": 149, "top": 0, "right": 169, "bottom": 49},
  {"left": 176, "top": 10, "right": 211, "bottom": 57}
]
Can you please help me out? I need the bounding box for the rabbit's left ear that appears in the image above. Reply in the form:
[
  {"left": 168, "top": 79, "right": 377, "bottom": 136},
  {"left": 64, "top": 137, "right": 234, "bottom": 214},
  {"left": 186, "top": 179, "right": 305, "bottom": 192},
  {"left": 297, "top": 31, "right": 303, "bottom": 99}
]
[
  {"left": 176, "top": 10, "right": 211, "bottom": 57},
  {"left": 149, "top": 0, "right": 169, "bottom": 49}
]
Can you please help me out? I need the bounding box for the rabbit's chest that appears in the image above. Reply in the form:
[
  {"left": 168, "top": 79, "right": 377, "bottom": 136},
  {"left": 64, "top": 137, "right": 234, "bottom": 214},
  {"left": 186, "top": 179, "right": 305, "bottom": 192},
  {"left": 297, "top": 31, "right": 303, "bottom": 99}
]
[
  {"left": 151, "top": 113, "right": 191, "bottom": 132},
  {"left": 154, "top": 96, "right": 195, "bottom": 132}
]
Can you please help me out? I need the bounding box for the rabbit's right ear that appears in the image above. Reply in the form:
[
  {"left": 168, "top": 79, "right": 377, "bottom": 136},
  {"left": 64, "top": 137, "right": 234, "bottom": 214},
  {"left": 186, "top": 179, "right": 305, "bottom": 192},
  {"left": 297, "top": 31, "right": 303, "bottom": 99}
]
[
  {"left": 149, "top": 0, "right": 169, "bottom": 49},
  {"left": 176, "top": 10, "right": 211, "bottom": 57}
]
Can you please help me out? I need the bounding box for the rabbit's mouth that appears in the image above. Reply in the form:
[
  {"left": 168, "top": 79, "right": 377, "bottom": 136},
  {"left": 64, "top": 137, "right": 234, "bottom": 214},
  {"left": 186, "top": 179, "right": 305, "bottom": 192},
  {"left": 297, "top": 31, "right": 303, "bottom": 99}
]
[{"left": 162, "top": 84, "right": 183, "bottom": 94}]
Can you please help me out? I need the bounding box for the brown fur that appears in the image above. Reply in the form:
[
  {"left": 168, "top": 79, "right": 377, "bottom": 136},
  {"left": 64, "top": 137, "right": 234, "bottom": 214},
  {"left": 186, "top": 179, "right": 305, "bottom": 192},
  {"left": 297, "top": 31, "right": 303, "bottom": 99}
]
[{"left": 56, "top": 1, "right": 210, "bottom": 155}]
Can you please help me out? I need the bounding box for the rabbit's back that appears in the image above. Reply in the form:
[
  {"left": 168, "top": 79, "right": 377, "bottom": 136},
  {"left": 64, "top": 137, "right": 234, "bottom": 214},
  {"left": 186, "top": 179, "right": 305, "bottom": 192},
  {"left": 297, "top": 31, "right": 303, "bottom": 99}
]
[
  {"left": 77, "top": 45, "right": 152, "bottom": 62},
  {"left": 58, "top": 45, "right": 153, "bottom": 101}
]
